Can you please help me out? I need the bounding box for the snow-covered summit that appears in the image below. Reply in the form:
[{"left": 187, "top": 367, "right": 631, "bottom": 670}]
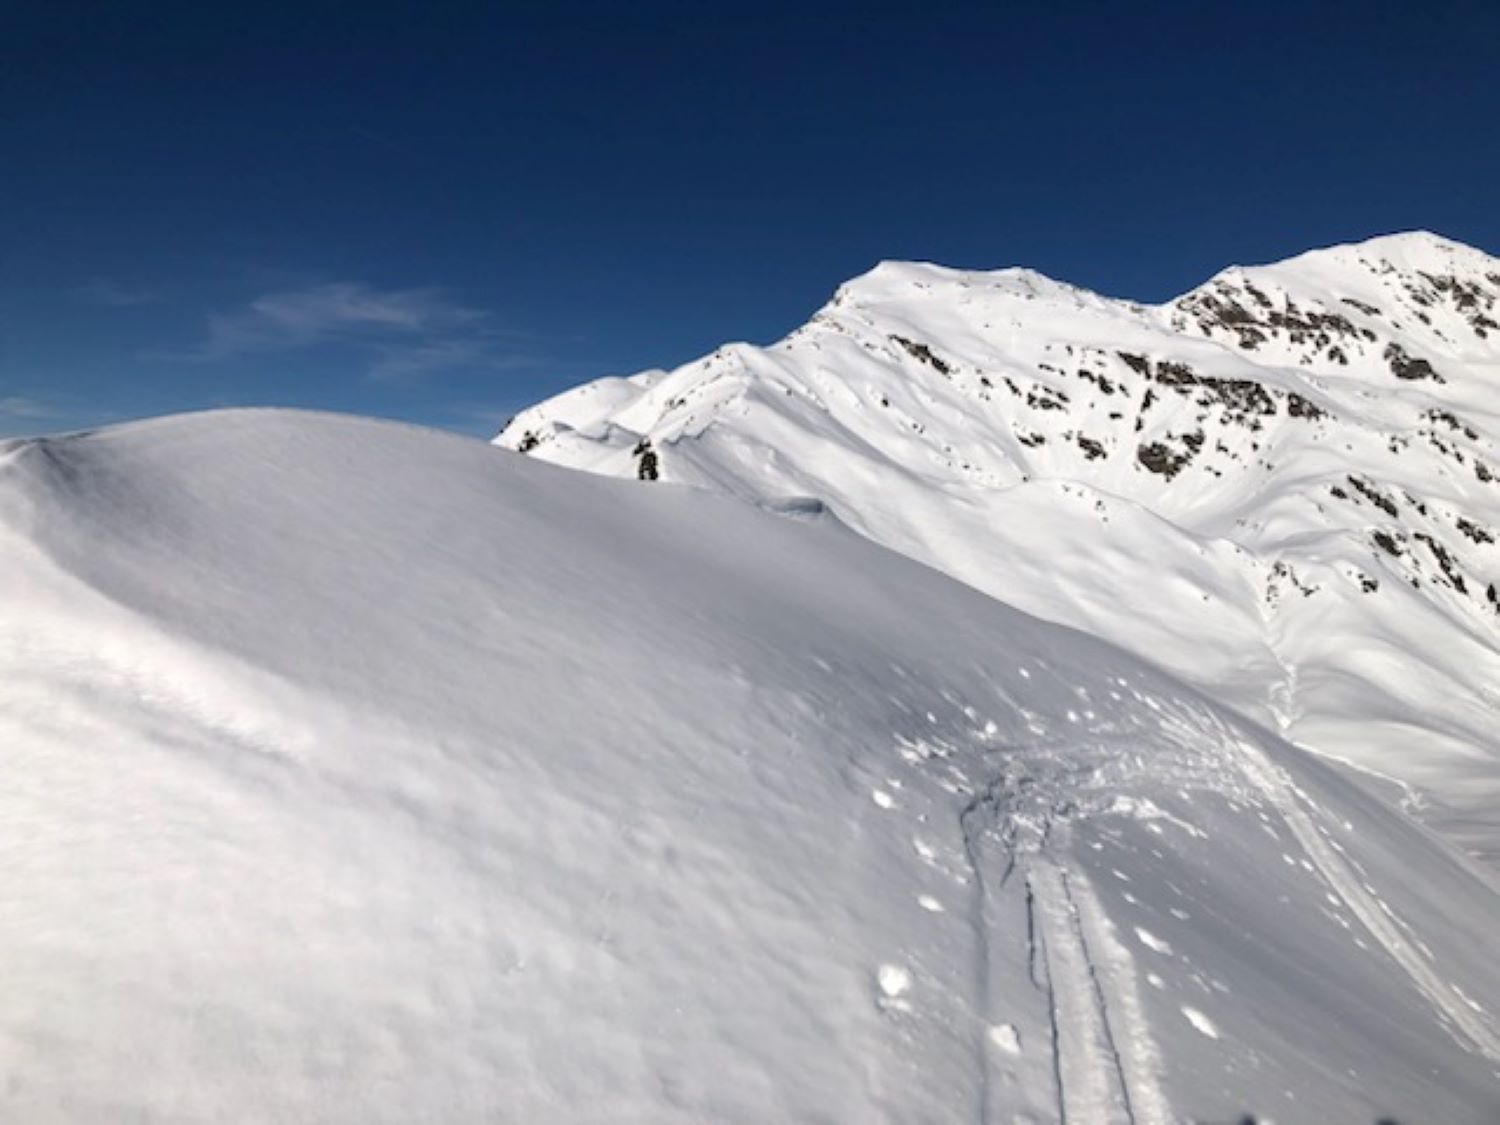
[
  {"left": 833, "top": 260, "right": 1118, "bottom": 309},
  {"left": 1223, "top": 229, "right": 1493, "bottom": 287},
  {"left": 1171, "top": 230, "right": 1500, "bottom": 379},
  {"left": 499, "top": 232, "right": 1500, "bottom": 862},
  {"left": 4, "top": 408, "right": 1500, "bottom": 1121}
]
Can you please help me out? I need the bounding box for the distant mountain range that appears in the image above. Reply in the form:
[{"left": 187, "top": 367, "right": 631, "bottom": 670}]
[{"left": 501, "top": 231, "right": 1500, "bottom": 863}]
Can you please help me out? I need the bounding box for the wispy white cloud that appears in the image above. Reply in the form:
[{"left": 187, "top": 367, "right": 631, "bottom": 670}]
[
  {"left": 168, "top": 281, "right": 527, "bottom": 380},
  {"left": 0, "top": 396, "right": 59, "bottom": 419},
  {"left": 202, "top": 283, "right": 485, "bottom": 355},
  {"left": 366, "top": 338, "right": 537, "bottom": 383},
  {"left": 75, "top": 279, "right": 163, "bottom": 307},
  {"left": 0, "top": 396, "right": 70, "bottom": 438}
]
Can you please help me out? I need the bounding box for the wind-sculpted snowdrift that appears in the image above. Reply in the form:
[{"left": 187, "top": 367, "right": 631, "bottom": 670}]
[{"left": 2, "top": 410, "right": 1497, "bottom": 1121}]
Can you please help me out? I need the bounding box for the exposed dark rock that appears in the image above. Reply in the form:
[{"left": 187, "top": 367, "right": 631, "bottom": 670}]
[
  {"left": 1025, "top": 384, "right": 1069, "bottom": 411},
  {"left": 1346, "top": 475, "right": 1399, "bottom": 518},
  {"left": 1457, "top": 517, "right": 1494, "bottom": 545},
  {"left": 1077, "top": 435, "right": 1106, "bottom": 460},
  {"left": 1415, "top": 532, "right": 1467, "bottom": 594},
  {"left": 1137, "top": 441, "right": 1191, "bottom": 479},
  {"left": 1286, "top": 393, "right": 1326, "bottom": 420},
  {"left": 1424, "top": 409, "right": 1480, "bottom": 441},
  {"left": 1384, "top": 342, "right": 1442, "bottom": 382},
  {"left": 890, "top": 334, "right": 952, "bottom": 375},
  {"left": 1077, "top": 368, "right": 1118, "bottom": 394}
]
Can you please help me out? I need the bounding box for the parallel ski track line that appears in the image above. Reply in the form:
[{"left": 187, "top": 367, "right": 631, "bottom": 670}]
[
  {"left": 1029, "top": 860, "right": 1170, "bottom": 1125},
  {"left": 1233, "top": 736, "right": 1500, "bottom": 1065}
]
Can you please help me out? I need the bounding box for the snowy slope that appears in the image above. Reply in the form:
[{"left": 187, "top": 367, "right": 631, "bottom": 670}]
[
  {"left": 499, "top": 231, "right": 1500, "bottom": 864},
  {"left": 3, "top": 409, "right": 1499, "bottom": 1122}
]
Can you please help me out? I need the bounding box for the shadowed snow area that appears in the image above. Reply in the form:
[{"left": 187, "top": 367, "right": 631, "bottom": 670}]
[{"left": 3, "top": 410, "right": 1499, "bottom": 1121}]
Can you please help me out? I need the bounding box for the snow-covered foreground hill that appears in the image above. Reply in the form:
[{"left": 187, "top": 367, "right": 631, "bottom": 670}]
[
  {"left": 3, "top": 410, "right": 1498, "bottom": 1122},
  {"left": 499, "top": 231, "right": 1500, "bottom": 867}
]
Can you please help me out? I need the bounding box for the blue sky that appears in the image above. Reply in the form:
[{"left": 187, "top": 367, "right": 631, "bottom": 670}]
[{"left": 6, "top": 0, "right": 1498, "bottom": 438}]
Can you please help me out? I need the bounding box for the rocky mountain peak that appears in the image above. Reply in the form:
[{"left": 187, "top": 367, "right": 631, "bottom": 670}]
[{"left": 498, "top": 233, "right": 1500, "bottom": 860}]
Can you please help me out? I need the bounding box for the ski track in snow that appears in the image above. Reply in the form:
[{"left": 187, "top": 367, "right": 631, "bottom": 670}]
[
  {"left": 951, "top": 736, "right": 1175, "bottom": 1123},
  {"left": 927, "top": 682, "right": 1500, "bottom": 1122},
  {"left": 1029, "top": 862, "right": 1170, "bottom": 1125},
  {"left": 1229, "top": 733, "right": 1500, "bottom": 1064}
]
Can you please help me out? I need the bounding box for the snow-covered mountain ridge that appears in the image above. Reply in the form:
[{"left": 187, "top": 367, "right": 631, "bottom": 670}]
[
  {"left": 499, "top": 231, "right": 1500, "bottom": 863},
  {"left": 3, "top": 409, "right": 1500, "bottom": 1121}
]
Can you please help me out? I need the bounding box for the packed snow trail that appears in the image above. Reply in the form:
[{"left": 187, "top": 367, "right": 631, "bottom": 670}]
[{"left": 2, "top": 410, "right": 1500, "bottom": 1121}]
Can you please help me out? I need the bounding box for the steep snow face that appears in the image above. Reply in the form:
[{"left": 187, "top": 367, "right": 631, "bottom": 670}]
[
  {"left": 499, "top": 232, "right": 1500, "bottom": 863},
  {"left": 4, "top": 410, "right": 1500, "bottom": 1121}
]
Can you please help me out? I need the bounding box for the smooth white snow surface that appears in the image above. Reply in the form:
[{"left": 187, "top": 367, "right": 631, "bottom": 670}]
[
  {"left": 500, "top": 231, "right": 1500, "bottom": 865},
  {"left": 3, "top": 409, "right": 1499, "bottom": 1121}
]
